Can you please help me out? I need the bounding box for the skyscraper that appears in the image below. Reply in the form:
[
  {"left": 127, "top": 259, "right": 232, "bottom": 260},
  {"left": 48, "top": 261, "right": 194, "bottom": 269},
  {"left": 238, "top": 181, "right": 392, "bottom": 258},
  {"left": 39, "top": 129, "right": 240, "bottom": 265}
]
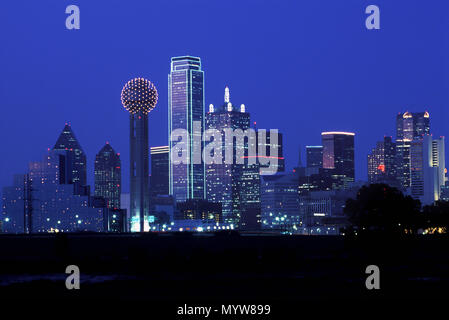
[
  {"left": 205, "top": 86, "right": 254, "bottom": 225},
  {"left": 321, "top": 131, "right": 355, "bottom": 189},
  {"left": 150, "top": 146, "right": 169, "bottom": 197},
  {"left": 94, "top": 143, "right": 121, "bottom": 210},
  {"left": 306, "top": 146, "right": 323, "bottom": 168},
  {"left": 367, "top": 136, "right": 396, "bottom": 185},
  {"left": 432, "top": 137, "right": 446, "bottom": 192},
  {"left": 53, "top": 123, "right": 87, "bottom": 193},
  {"left": 395, "top": 111, "right": 430, "bottom": 189},
  {"left": 410, "top": 135, "right": 444, "bottom": 205},
  {"left": 169, "top": 56, "right": 205, "bottom": 202},
  {"left": 121, "top": 78, "right": 159, "bottom": 232}
]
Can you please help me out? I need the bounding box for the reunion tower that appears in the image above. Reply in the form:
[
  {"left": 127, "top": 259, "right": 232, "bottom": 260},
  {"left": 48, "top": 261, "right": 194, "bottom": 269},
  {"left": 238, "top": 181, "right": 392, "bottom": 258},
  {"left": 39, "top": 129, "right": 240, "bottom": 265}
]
[{"left": 121, "top": 78, "right": 158, "bottom": 232}]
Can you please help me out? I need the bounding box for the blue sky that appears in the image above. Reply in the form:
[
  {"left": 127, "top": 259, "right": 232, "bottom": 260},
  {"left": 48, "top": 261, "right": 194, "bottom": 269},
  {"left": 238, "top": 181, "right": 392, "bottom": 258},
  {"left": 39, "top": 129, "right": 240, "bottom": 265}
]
[{"left": 1, "top": 0, "right": 448, "bottom": 192}]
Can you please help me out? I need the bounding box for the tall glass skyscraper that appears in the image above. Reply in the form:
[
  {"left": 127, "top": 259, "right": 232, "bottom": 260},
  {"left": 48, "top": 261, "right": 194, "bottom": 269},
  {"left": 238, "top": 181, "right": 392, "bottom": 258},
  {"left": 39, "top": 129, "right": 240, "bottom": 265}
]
[
  {"left": 321, "top": 131, "right": 355, "bottom": 190},
  {"left": 53, "top": 123, "right": 87, "bottom": 193},
  {"left": 410, "top": 135, "right": 445, "bottom": 205},
  {"left": 205, "top": 87, "right": 252, "bottom": 224},
  {"left": 395, "top": 111, "right": 430, "bottom": 190},
  {"left": 94, "top": 143, "right": 121, "bottom": 210},
  {"left": 169, "top": 56, "right": 205, "bottom": 202}
]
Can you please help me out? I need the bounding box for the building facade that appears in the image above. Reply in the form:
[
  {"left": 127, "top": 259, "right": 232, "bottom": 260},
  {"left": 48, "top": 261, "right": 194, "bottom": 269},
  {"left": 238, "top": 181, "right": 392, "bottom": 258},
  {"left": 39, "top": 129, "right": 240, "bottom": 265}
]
[
  {"left": 410, "top": 135, "right": 445, "bottom": 205},
  {"left": 94, "top": 143, "right": 121, "bottom": 210},
  {"left": 1, "top": 174, "right": 27, "bottom": 233},
  {"left": 169, "top": 56, "right": 205, "bottom": 202},
  {"left": 53, "top": 123, "right": 87, "bottom": 193},
  {"left": 261, "top": 173, "right": 300, "bottom": 232},
  {"left": 205, "top": 86, "right": 258, "bottom": 226},
  {"left": 150, "top": 146, "right": 170, "bottom": 197},
  {"left": 321, "top": 131, "right": 355, "bottom": 190},
  {"left": 306, "top": 146, "right": 323, "bottom": 169},
  {"left": 395, "top": 111, "right": 430, "bottom": 190},
  {"left": 367, "top": 136, "right": 396, "bottom": 185},
  {"left": 28, "top": 150, "right": 103, "bottom": 233}
]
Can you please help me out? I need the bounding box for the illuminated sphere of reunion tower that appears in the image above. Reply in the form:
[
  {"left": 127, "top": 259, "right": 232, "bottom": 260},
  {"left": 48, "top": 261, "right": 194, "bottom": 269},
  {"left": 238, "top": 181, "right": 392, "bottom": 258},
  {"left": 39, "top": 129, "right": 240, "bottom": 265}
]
[
  {"left": 121, "top": 77, "right": 158, "bottom": 232},
  {"left": 121, "top": 77, "right": 158, "bottom": 114}
]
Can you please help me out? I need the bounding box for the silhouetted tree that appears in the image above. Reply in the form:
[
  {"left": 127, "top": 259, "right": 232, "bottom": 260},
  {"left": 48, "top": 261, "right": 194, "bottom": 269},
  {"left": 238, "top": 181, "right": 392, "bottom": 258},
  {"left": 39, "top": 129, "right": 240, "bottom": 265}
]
[
  {"left": 344, "top": 184, "right": 421, "bottom": 235},
  {"left": 422, "top": 201, "right": 449, "bottom": 233}
]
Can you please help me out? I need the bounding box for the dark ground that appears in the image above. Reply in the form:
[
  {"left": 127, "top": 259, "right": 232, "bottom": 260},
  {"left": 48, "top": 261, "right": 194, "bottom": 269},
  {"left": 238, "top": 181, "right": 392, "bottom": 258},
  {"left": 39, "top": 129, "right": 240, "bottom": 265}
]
[{"left": 0, "top": 233, "right": 448, "bottom": 316}]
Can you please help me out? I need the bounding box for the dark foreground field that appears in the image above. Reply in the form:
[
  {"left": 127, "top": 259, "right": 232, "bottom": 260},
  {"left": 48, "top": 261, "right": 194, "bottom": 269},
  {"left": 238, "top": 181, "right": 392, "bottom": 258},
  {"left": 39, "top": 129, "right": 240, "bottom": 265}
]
[{"left": 0, "top": 233, "right": 448, "bottom": 314}]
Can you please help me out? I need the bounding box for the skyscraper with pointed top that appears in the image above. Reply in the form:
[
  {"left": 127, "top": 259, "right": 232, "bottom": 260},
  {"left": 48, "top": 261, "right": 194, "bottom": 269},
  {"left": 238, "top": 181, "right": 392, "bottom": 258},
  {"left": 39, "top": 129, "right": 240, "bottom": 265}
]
[
  {"left": 53, "top": 123, "right": 87, "bottom": 190},
  {"left": 94, "top": 143, "right": 121, "bottom": 210}
]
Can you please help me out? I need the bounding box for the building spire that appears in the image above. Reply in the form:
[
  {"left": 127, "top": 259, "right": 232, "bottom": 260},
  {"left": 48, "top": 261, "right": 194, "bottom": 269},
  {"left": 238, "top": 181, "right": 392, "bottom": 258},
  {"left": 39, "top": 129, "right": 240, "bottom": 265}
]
[{"left": 224, "top": 86, "right": 230, "bottom": 103}]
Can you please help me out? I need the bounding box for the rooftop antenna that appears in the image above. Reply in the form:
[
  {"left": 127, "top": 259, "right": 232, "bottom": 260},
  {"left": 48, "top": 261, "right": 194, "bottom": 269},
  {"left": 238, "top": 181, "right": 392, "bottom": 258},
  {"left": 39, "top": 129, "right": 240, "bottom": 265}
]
[{"left": 224, "top": 86, "right": 230, "bottom": 103}]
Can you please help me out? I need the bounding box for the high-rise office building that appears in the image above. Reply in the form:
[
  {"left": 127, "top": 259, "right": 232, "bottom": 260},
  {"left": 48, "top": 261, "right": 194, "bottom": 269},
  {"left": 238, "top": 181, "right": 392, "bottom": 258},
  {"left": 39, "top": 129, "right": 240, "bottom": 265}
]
[
  {"left": 238, "top": 163, "right": 261, "bottom": 230},
  {"left": 150, "top": 146, "right": 169, "bottom": 197},
  {"left": 367, "top": 136, "right": 396, "bottom": 185},
  {"left": 321, "top": 131, "right": 355, "bottom": 189},
  {"left": 410, "top": 134, "right": 444, "bottom": 205},
  {"left": 53, "top": 123, "right": 87, "bottom": 193},
  {"left": 432, "top": 137, "right": 446, "bottom": 192},
  {"left": 94, "top": 143, "right": 121, "bottom": 210},
  {"left": 121, "top": 78, "right": 158, "bottom": 232},
  {"left": 396, "top": 111, "right": 430, "bottom": 189},
  {"left": 205, "top": 87, "right": 255, "bottom": 225},
  {"left": 169, "top": 56, "right": 205, "bottom": 202},
  {"left": 306, "top": 146, "right": 323, "bottom": 168}
]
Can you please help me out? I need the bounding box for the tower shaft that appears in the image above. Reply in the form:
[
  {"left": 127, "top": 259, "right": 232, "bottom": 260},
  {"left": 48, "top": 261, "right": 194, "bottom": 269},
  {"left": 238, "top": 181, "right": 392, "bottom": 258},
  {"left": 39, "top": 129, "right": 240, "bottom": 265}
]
[{"left": 130, "top": 113, "right": 149, "bottom": 232}]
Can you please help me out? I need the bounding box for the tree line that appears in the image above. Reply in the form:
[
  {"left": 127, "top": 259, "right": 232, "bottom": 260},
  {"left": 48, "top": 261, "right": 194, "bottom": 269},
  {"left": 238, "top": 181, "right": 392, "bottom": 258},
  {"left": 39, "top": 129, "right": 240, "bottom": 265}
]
[{"left": 343, "top": 184, "right": 449, "bottom": 236}]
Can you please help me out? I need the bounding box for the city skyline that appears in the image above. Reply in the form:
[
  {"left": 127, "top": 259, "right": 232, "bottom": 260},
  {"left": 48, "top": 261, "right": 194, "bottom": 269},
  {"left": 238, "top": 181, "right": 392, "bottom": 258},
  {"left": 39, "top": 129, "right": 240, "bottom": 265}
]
[
  {"left": 0, "top": 92, "right": 445, "bottom": 193},
  {"left": 2, "top": 1, "right": 449, "bottom": 307},
  {"left": 1, "top": 1, "right": 448, "bottom": 194}
]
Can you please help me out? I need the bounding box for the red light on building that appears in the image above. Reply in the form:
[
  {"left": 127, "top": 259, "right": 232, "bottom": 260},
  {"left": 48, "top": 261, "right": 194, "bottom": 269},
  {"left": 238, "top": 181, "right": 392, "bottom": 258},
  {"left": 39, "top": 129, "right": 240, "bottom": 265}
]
[{"left": 377, "top": 164, "right": 385, "bottom": 173}]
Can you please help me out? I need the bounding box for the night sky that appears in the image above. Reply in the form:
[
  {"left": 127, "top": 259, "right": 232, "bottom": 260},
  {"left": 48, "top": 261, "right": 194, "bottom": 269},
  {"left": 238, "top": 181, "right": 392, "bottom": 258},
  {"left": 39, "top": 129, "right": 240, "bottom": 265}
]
[{"left": 1, "top": 0, "right": 448, "bottom": 193}]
